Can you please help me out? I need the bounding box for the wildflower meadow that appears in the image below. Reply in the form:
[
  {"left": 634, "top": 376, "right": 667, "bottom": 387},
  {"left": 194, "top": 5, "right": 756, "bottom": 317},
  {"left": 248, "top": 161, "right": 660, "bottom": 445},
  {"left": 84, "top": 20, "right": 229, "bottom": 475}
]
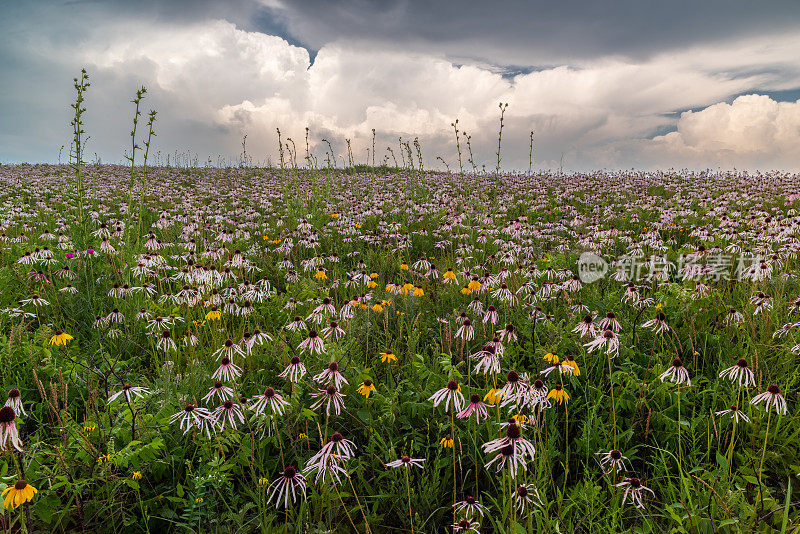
[{"left": 1, "top": 71, "right": 800, "bottom": 533}]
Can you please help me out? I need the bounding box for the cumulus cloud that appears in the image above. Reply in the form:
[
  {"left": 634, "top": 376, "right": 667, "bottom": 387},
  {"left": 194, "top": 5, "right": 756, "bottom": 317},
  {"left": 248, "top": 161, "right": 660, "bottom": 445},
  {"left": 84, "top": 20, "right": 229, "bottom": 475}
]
[
  {"left": 647, "top": 95, "right": 800, "bottom": 169},
  {"left": 2, "top": 1, "right": 800, "bottom": 170}
]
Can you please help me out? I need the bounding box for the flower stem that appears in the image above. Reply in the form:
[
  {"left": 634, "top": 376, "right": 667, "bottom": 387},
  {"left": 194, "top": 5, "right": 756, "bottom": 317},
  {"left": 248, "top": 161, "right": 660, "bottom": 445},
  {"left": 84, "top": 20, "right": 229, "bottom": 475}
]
[
  {"left": 758, "top": 411, "right": 772, "bottom": 499},
  {"left": 405, "top": 468, "right": 414, "bottom": 534}
]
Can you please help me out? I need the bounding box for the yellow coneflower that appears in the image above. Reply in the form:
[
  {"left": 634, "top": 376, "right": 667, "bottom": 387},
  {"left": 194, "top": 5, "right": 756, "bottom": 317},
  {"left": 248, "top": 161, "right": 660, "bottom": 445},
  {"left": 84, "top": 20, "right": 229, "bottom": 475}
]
[
  {"left": 205, "top": 308, "right": 221, "bottom": 321},
  {"left": 413, "top": 287, "right": 425, "bottom": 297},
  {"left": 386, "top": 283, "right": 398, "bottom": 293},
  {"left": 372, "top": 303, "right": 383, "bottom": 312},
  {"left": 565, "top": 355, "right": 581, "bottom": 376},
  {"left": 460, "top": 286, "right": 472, "bottom": 295},
  {"left": 98, "top": 454, "right": 111, "bottom": 464},
  {"left": 315, "top": 269, "right": 327, "bottom": 280},
  {"left": 193, "top": 319, "right": 206, "bottom": 327},
  {"left": 359, "top": 303, "right": 368, "bottom": 310},
  {"left": 402, "top": 282, "right": 415, "bottom": 292},
  {"left": 543, "top": 352, "right": 559, "bottom": 364},
  {"left": 370, "top": 272, "right": 378, "bottom": 279},
  {"left": 258, "top": 477, "right": 269, "bottom": 487},
  {"left": 331, "top": 213, "right": 339, "bottom": 218},
  {"left": 49, "top": 330, "right": 73, "bottom": 346},
  {"left": 439, "top": 435, "right": 454, "bottom": 448},
  {"left": 484, "top": 388, "right": 503, "bottom": 404},
  {"left": 357, "top": 380, "right": 377, "bottom": 398},
  {"left": 298, "top": 433, "right": 308, "bottom": 439},
  {"left": 2, "top": 480, "right": 37, "bottom": 510},
  {"left": 350, "top": 299, "right": 360, "bottom": 307},
  {"left": 443, "top": 270, "right": 457, "bottom": 280},
  {"left": 132, "top": 471, "right": 142, "bottom": 480},
  {"left": 273, "top": 238, "right": 280, "bottom": 244},
  {"left": 84, "top": 423, "right": 96, "bottom": 433},
  {"left": 400, "top": 263, "right": 409, "bottom": 270},
  {"left": 195, "top": 497, "right": 204, "bottom": 504},
  {"left": 380, "top": 351, "right": 397, "bottom": 363},
  {"left": 512, "top": 413, "right": 529, "bottom": 424},
  {"left": 547, "top": 384, "right": 570, "bottom": 405},
  {"left": 367, "top": 280, "right": 377, "bottom": 288},
  {"left": 467, "top": 279, "right": 482, "bottom": 291},
  {"left": 655, "top": 303, "right": 663, "bottom": 311}
]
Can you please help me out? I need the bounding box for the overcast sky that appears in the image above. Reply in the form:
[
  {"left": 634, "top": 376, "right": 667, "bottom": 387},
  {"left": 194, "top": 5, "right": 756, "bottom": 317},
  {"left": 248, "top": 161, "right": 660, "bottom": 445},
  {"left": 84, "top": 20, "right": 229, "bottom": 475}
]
[{"left": 2, "top": 0, "right": 800, "bottom": 171}]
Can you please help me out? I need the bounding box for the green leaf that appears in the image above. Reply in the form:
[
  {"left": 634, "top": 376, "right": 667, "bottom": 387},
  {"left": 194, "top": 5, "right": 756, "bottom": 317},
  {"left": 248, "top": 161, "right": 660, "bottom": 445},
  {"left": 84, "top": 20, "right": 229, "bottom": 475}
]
[{"left": 716, "top": 451, "right": 729, "bottom": 471}]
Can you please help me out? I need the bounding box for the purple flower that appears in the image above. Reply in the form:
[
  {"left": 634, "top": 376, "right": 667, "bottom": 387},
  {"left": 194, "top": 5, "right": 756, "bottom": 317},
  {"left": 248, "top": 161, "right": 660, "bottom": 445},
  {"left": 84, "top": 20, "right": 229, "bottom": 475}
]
[
  {"left": 86, "top": 248, "right": 95, "bottom": 254},
  {"left": 66, "top": 252, "right": 75, "bottom": 259}
]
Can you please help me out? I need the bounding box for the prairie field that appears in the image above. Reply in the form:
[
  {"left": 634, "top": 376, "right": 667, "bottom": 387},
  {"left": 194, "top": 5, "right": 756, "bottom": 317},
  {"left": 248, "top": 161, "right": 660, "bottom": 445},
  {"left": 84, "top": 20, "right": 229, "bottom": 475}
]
[{"left": 0, "top": 157, "right": 799, "bottom": 533}]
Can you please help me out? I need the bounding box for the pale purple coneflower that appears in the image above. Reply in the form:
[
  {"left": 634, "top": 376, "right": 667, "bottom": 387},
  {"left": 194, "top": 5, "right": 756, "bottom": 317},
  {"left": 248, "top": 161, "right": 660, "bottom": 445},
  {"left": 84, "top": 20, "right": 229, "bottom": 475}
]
[
  {"left": 714, "top": 404, "right": 750, "bottom": 423},
  {"left": 515, "top": 484, "right": 543, "bottom": 514},
  {"left": 642, "top": 312, "right": 670, "bottom": 334},
  {"left": 170, "top": 404, "right": 214, "bottom": 437},
  {"left": 429, "top": 380, "right": 465, "bottom": 413},
  {"left": 251, "top": 328, "right": 272, "bottom": 345},
  {"left": 595, "top": 448, "right": 629, "bottom": 473},
  {"left": 313, "top": 297, "right": 336, "bottom": 316},
  {"left": 250, "top": 387, "right": 290, "bottom": 416},
  {"left": 313, "top": 361, "right": 349, "bottom": 388},
  {"left": 310, "top": 385, "right": 346, "bottom": 416},
  {"left": 718, "top": 358, "right": 756, "bottom": 388},
  {"left": 456, "top": 393, "right": 493, "bottom": 423},
  {"left": 528, "top": 379, "right": 551, "bottom": 411},
  {"left": 5, "top": 389, "right": 25, "bottom": 417},
  {"left": 750, "top": 384, "right": 788, "bottom": 415},
  {"left": 496, "top": 323, "right": 517, "bottom": 342},
  {"left": 482, "top": 421, "right": 536, "bottom": 461},
  {"left": 572, "top": 314, "right": 600, "bottom": 338},
  {"left": 482, "top": 305, "right": 499, "bottom": 325},
  {"left": 285, "top": 315, "right": 307, "bottom": 332},
  {"left": 616, "top": 477, "right": 655, "bottom": 509},
  {"left": 157, "top": 330, "right": 177, "bottom": 352},
  {"left": 453, "top": 495, "right": 488, "bottom": 518},
  {"left": 723, "top": 308, "right": 744, "bottom": 327},
  {"left": 472, "top": 345, "right": 500, "bottom": 375},
  {"left": 584, "top": 328, "right": 619, "bottom": 358},
  {"left": 213, "top": 399, "right": 246, "bottom": 430},
  {"left": 599, "top": 311, "right": 621, "bottom": 332},
  {"left": 386, "top": 455, "right": 425, "bottom": 469},
  {"left": 451, "top": 518, "right": 481, "bottom": 533},
  {"left": 298, "top": 330, "right": 325, "bottom": 355},
  {"left": 278, "top": 355, "right": 307, "bottom": 383},
  {"left": 540, "top": 360, "right": 575, "bottom": 377},
  {"left": 213, "top": 339, "right": 245, "bottom": 360},
  {"left": 468, "top": 297, "right": 484, "bottom": 315},
  {"left": 202, "top": 381, "right": 234, "bottom": 404},
  {"left": 484, "top": 443, "right": 526, "bottom": 477},
  {"left": 494, "top": 283, "right": 517, "bottom": 305},
  {"left": 107, "top": 383, "right": 150, "bottom": 404},
  {"left": 266, "top": 466, "right": 307, "bottom": 508},
  {"left": 659, "top": 358, "right": 691, "bottom": 386},
  {"left": 320, "top": 320, "right": 346, "bottom": 340},
  {"left": 621, "top": 282, "right": 640, "bottom": 304},
  {"left": 498, "top": 370, "right": 529, "bottom": 410},
  {"left": 304, "top": 431, "right": 356, "bottom": 484},
  {"left": 0, "top": 406, "right": 23, "bottom": 451},
  {"left": 455, "top": 319, "right": 475, "bottom": 341},
  {"left": 212, "top": 356, "right": 243, "bottom": 381}
]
